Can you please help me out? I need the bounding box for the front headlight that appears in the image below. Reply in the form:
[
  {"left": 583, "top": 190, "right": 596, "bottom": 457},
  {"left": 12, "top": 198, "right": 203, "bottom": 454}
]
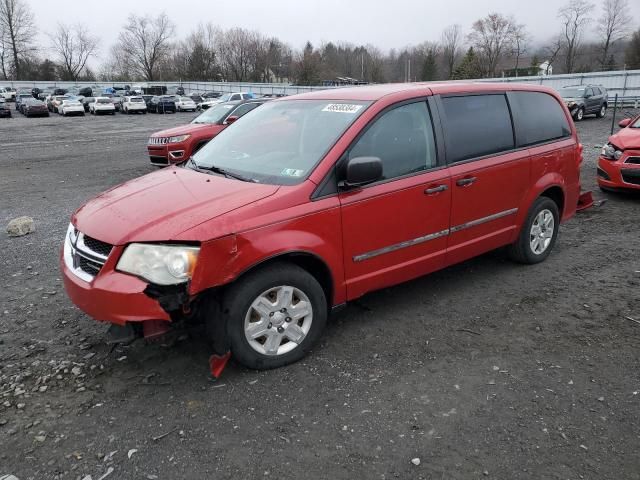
[
  {"left": 168, "top": 134, "right": 190, "bottom": 143},
  {"left": 601, "top": 143, "right": 623, "bottom": 160},
  {"left": 116, "top": 244, "right": 199, "bottom": 285},
  {"left": 567, "top": 101, "right": 576, "bottom": 107}
]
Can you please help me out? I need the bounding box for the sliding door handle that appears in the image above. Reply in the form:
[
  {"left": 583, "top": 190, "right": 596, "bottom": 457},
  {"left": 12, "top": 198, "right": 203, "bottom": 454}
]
[{"left": 456, "top": 177, "right": 477, "bottom": 187}]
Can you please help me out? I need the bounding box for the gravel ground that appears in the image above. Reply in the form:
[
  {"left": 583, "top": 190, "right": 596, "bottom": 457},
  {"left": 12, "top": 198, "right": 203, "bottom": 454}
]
[{"left": 1, "top": 107, "right": 639, "bottom": 480}]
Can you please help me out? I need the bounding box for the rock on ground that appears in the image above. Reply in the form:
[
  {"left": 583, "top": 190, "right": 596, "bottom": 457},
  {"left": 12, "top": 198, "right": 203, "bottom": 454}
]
[{"left": 6, "top": 216, "right": 34, "bottom": 237}]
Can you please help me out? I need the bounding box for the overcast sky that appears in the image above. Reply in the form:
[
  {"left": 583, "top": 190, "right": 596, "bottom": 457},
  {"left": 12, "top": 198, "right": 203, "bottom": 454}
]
[{"left": 31, "top": 0, "right": 640, "bottom": 64}]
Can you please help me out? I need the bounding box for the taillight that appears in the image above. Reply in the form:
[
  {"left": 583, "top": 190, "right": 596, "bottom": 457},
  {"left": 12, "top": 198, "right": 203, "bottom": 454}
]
[{"left": 578, "top": 143, "right": 584, "bottom": 165}]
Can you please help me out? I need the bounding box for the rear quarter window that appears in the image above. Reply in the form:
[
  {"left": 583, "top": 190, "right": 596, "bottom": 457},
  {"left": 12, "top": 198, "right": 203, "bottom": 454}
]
[
  {"left": 508, "top": 91, "right": 572, "bottom": 147},
  {"left": 440, "top": 94, "right": 514, "bottom": 163}
]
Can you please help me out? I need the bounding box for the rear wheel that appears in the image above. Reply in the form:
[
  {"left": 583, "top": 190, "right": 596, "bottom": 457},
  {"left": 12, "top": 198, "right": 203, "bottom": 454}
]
[
  {"left": 508, "top": 197, "right": 559, "bottom": 264},
  {"left": 220, "top": 263, "right": 327, "bottom": 370},
  {"left": 596, "top": 104, "right": 607, "bottom": 118}
]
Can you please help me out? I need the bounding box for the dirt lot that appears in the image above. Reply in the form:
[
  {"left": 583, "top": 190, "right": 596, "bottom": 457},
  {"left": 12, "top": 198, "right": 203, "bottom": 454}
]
[{"left": 1, "top": 107, "right": 639, "bottom": 480}]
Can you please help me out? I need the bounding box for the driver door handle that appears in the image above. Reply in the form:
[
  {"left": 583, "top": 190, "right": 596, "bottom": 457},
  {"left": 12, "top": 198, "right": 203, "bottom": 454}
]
[{"left": 424, "top": 184, "right": 448, "bottom": 195}]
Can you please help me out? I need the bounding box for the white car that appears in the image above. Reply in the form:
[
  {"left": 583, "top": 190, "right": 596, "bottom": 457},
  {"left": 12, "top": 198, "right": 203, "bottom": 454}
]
[
  {"left": 200, "top": 92, "right": 254, "bottom": 109},
  {"left": 89, "top": 97, "right": 116, "bottom": 115},
  {"left": 121, "top": 96, "right": 147, "bottom": 114},
  {"left": 59, "top": 100, "right": 85, "bottom": 116},
  {"left": 175, "top": 96, "right": 197, "bottom": 112},
  {"left": 0, "top": 86, "right": 16, "bottom": 101}
]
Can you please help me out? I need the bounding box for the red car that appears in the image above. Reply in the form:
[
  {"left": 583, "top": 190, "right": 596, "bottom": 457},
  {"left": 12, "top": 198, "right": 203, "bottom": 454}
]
[
  {"left": 62, "top": 83, "right": 582, "bottom": 372},
  {"left": 147, "top": 99, "right": 267, "bottom": 166},
  {"left": 597, "top": 115, "right": 640, "bottom": 191}
]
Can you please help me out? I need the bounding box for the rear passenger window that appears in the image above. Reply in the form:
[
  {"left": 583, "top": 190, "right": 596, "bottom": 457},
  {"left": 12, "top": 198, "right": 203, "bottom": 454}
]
[
  {"left": 440, "top": 94, "right": 514, "bottom": 163},
  {"left": 230, "top": 94, "right": 241, "bottom": 101},
  {"left": 348, "top": 102, "right": 437, "bottom": 181},
  {"left": 509, "top": 92, "right": 571, "bottom": 147}
]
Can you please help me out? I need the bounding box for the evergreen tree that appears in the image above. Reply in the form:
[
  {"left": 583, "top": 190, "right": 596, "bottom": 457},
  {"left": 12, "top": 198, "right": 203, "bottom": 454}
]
[
  {"left": 452, "top": 47, "right": 482, "bottom": 80},
  {"left": 420, "top": 51, "right": 437, "bottom": 81},
  {"left": 624, "top": 29, "right": 640, "bottom": 69}
]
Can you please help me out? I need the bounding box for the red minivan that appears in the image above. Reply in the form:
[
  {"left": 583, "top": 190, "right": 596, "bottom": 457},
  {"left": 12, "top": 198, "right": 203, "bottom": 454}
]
[{"left": 62, "top": 83, "right": 581, "bottom": 370}]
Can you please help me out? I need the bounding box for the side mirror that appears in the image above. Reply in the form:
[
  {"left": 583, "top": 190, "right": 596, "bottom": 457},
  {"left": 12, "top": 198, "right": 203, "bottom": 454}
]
[
  {"left": 225, "top": 115, "right": 239, "bottom": 125},
  {"left": 341, "top": 156, "right": 383, "bottom": 188},
  {"left": 618, "top": 118, "right": 631, "bottom": 128}
]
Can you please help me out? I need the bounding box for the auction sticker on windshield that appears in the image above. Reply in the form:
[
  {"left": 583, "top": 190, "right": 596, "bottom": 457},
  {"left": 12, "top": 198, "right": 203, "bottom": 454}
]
[
  {"left": 322, "top": 104, "right": 363, "bottom": 114},
  {"left": 281, "top": 168, "right": 304, "bottom": 177}
]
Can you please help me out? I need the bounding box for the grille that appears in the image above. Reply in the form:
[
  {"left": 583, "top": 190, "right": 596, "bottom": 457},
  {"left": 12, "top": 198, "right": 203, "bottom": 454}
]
[
  {"left": 83, "top": 235, "right": 112, "bottom": 257},
  {"left": 78, "top": 256, "right": 103, "bottom": 277},
  {"left": 64, "top": 228, "right": 113, "bottom": 281},
  {"left": 621, "top": 170, "right": 640, "bottom": 185},
  {"left": 148, "top": 137, "right": 169, "bottom": 145},
  {"left": 625, "top": 156, "right": 640, "bottom": 165},
  {"left": 597, "top": 167, "right": 611, "bottom": 180}
]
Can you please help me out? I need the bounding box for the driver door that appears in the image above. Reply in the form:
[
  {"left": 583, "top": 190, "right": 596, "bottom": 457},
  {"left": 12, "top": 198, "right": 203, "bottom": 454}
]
[{"left": 339, "top": 100, "right": 451, "bottom": 300}]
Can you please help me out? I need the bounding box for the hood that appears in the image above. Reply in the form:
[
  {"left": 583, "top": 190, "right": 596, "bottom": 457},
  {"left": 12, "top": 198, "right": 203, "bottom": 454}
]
[
  {"left": 608, "top": 126, "right": 640, "bottom": 150},
  {"left": 150, "top": 123, "right": 218, "bottom": 138},
  {"left": 72, "top": 167, "right": 279, "bottom": 245}
]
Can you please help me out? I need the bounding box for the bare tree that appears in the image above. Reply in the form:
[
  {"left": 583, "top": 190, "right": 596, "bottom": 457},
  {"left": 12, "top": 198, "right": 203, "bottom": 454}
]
[
  {"left": 543, "top": 35, "right": 565, "bottom": 74},
  {"left": 116, "top": 13, "right": 175, "bottom": 81},
  {"left": 49, "top": 23, "right": 98, "bottom": 81},
  {"left": 510, "top": 23, "right": 530, "bottom": 75},
  {"left": 0, "top": 0, "right": 36, "bottom": 79},
  {"left": 558, "top": 0, "right": 593, "bottom": 73},
  {"left": 441, "top": 24, "right": 462, "bottom": 79},
  {"left": 468, "top": 13, "right": 516, "bottom": 77},
  {"left": 215, "top": 28, "right": 262, "bottom": 81},
  {"left": 597, "top": 0, "right": 631, "bottom": 68}
]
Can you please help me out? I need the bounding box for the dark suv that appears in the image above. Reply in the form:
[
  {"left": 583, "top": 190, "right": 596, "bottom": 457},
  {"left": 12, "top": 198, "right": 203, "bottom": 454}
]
[{"left": 558, "top": 84, "right": 608, "bottom": 121}]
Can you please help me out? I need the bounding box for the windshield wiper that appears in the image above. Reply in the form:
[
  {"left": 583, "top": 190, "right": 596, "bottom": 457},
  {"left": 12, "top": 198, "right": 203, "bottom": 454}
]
[{"left": 186, "top": 157, "right": 256, "bottom": 182}]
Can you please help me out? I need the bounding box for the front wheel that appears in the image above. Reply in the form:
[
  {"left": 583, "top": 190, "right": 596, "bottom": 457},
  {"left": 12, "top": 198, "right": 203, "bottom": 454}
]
[
  {"left": 574, "top": 107, "right": 584, "bottom": 121},
  {"left": 220, "top": 263, "right": 327, "bottom": 370},
  {"left": 508, "top": 197, "right": 559, "bottom": 264}
]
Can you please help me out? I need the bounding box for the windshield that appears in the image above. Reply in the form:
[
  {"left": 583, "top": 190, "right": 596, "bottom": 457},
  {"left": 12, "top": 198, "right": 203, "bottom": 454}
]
[
  {"left": 191, "top": 100, "right": 370, "bottom": 185},
  {"left": 559, "top": 87, "right": 586, "bottom": 98},
  {"left": 631, "top": 117, "right": 640, "bottom": 128},
  {"left": 192, "top": 103, "right": 235, "bottom": 124}
]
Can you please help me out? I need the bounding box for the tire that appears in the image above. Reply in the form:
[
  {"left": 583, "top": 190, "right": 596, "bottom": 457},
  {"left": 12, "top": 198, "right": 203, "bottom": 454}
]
[
  {"left": 508, "top": 197, "right": 560, "bottom": 264},
  {"left": 596, "top": 104, "right": 607, "bottom": 118},
  {"left": 574, "top": 107, "right": 584, "bottom": 121},
  {"left": 219, "top": 263, "right": 327, "bottom": 370}
]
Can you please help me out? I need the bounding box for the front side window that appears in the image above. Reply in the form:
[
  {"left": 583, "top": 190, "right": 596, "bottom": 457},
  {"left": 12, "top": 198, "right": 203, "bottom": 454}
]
[
  {"left": 191, "top": 100, "right": 370, "bottom": 185},
  {"left": 347, "top": 102, "right": 437, "bottom": 180},
  {"left": 440, "top": 94, "right": 514, "bottom": 163},
  {"left": 509, "top": 91, "right": 572, "bottom": 147},
  {"left": 585, "top": 88, "right": 594, "bottom": 97}
]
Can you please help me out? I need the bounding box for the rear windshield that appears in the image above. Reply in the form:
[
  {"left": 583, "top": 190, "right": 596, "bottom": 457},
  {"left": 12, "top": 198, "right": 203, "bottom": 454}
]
[
  {"left": 97, "top": 99, "right": 112, "bottom": 104},
  {"left": 130, "top": 97, "right": 143, "bottom": 102},
  {"left": 191, "top": 100, "right": 370, "bottom": 185}
]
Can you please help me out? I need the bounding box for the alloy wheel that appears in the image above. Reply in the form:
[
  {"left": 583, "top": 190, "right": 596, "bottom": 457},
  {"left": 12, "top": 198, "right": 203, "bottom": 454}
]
[
  {"left": 529, "top": 209, "right": 555, "bottom": 255},
  {"left": 244, "top": 285, "right": 313, "bottom": 356}
]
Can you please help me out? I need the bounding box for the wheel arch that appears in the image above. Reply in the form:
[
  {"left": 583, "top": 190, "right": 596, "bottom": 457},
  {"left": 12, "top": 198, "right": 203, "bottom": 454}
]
[
  {"left": 539, "top": 185, "right": 565, "bottom": 218},
  {"left": 228, "top": 251, "right": 334, "bottom": 310}
]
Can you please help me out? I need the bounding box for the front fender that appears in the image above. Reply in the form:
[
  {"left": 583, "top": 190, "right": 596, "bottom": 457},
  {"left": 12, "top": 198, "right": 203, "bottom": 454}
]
[{"left": 188, "top": 206, "right": 345, "bottom": 305}]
